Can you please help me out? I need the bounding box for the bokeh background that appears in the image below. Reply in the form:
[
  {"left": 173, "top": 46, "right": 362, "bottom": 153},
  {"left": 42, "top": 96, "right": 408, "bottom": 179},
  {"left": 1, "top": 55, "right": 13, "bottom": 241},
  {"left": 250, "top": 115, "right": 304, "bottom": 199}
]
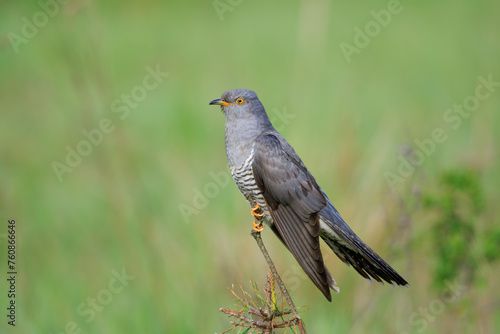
[{"left": 1, "top": 0, "right": 499, "bottom": 333}]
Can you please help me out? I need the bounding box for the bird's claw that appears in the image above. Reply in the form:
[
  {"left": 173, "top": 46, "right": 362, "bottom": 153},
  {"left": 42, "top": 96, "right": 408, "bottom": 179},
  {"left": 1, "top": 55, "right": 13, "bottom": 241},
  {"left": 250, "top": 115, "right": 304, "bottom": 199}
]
[
  {"left": 251, "top": 204, "right": 264, "bottom": 218},
  {"left": 253, "top": 220, "right": 265, "bottom": 232},
  {"left": 251, "top": 204, "right": 264, "bottom": 231}
]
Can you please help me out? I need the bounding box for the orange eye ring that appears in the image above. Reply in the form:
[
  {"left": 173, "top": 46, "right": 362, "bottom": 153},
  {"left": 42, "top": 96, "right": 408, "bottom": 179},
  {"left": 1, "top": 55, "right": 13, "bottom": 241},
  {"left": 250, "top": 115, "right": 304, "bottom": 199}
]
[{"left": 236, "top": 98, "right": 245, "bottom": 105}]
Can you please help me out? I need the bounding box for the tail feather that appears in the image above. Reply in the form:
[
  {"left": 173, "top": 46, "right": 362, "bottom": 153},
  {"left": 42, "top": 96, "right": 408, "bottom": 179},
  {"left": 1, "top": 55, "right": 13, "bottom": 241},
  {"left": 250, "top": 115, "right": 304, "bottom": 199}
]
[
  {"left": 325, "top": 235, "right": 407, "bottom": 285},
  {"left": 319, "top": 211, "right": 408, "bottom": 286},
  {"left": 326, "top": 269, "right": 341, "bottom": 293}
]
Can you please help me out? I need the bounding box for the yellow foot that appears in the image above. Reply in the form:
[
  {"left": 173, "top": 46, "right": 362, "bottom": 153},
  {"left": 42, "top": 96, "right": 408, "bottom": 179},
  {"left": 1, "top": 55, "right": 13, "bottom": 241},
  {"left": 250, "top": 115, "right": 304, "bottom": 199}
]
[
  {"left": 251, "top": 204, "right": 264, "bottom": 218},
  {"left": 253, "top": 220, "right": 265, "bottom": 232}
]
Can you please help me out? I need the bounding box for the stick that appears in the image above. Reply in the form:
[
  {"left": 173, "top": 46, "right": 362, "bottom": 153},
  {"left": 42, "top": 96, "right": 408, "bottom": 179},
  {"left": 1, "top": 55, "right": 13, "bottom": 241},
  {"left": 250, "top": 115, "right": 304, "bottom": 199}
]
[{"left": 251, "top": 230, "right": 306, "bottom": 332}]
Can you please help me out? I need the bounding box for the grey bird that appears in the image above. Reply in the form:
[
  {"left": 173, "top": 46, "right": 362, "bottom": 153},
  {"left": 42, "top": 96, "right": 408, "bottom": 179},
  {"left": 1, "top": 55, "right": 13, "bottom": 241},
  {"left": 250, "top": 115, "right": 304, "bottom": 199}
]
[{"left": 209, "top": 89, "right": 408, "bottom": 301}]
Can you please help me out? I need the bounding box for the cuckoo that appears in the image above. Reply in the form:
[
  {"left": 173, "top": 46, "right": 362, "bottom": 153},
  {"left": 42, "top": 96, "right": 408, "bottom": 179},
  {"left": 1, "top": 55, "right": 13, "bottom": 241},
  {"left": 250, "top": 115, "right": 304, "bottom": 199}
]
[{"left": 209, "top": 89, "right": 408, "bottom": 301}]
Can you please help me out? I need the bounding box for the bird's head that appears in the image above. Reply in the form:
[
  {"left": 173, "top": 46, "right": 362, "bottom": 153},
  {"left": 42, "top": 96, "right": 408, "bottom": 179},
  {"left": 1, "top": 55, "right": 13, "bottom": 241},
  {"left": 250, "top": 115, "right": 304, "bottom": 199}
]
[{"left": 209, "top": 89, "right": 266, "bottom": 120}]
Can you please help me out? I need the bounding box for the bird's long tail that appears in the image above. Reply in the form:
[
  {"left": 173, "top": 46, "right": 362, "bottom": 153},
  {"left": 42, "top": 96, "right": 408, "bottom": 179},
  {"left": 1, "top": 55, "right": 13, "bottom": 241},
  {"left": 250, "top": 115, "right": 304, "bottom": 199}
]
[{"left": 319, "top": 201, "right": 408, "bottom": 286}]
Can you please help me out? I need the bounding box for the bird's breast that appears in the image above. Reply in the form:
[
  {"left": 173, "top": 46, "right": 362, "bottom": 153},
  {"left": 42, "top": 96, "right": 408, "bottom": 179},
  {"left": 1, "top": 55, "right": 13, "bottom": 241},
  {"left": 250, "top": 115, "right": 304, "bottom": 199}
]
[{"left": 230, "top": 148, "right": 270, "bottom": 220}]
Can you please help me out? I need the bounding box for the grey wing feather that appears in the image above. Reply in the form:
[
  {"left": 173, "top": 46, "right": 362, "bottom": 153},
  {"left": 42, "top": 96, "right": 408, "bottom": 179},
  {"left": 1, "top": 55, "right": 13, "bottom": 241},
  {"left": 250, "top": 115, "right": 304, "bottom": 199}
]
[{"left": 252, "top": 134, "right": 338, "bottom": 301}]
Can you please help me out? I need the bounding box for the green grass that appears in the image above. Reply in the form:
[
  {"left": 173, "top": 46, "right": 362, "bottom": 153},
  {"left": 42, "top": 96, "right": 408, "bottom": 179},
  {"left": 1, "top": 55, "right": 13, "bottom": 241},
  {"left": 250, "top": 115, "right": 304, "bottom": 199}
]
[{"left": 1, "top": 0, "right": 500, "bottom": 333}]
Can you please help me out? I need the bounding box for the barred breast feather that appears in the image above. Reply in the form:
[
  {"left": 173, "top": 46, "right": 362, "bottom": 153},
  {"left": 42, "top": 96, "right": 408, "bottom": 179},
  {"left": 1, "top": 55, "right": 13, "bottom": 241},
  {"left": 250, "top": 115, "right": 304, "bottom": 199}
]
[{"left": 230, "top": 146, "right": 270, "bottom": 219}]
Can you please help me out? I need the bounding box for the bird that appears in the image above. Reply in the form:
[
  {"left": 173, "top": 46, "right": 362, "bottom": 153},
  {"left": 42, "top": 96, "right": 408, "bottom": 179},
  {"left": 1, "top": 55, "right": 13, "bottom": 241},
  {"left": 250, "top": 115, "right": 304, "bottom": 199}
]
[{"left": 209, "top": 89, "right": 408, "bottom": 301}]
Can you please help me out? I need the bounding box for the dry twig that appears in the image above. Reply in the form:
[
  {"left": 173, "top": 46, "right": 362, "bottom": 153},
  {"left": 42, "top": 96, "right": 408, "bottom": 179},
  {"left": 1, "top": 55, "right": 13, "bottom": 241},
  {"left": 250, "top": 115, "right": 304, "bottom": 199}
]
[{"left": 218, "top": 226, "right": 307, "bottom": 333}]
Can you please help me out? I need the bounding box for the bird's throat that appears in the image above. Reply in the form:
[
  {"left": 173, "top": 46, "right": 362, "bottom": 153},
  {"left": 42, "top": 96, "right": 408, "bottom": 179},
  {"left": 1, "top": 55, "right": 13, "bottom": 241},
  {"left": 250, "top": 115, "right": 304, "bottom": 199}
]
[{"left": 226, "top": 123, "right": 260, "bottom": 168}]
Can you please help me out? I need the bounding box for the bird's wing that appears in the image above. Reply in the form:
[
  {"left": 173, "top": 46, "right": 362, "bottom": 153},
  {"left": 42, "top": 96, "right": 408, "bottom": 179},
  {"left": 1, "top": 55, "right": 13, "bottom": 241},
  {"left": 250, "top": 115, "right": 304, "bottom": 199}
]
[{"left": 252, "top": 134, "right": 338, "bottom": 300}]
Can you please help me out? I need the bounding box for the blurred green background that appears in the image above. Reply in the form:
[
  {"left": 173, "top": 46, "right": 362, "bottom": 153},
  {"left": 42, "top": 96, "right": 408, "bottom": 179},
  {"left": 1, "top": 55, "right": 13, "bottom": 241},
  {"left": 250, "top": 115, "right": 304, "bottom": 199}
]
[{"left": 1, "top": 0, "right": 499, "bottom": 333}]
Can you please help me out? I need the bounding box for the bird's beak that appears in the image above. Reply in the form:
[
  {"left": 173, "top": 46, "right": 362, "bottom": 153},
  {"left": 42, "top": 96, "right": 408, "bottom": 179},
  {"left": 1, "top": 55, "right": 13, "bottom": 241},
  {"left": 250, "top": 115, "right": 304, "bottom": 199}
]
[{"left": 209, "top": 98, "right": 234, "bottom": 107}]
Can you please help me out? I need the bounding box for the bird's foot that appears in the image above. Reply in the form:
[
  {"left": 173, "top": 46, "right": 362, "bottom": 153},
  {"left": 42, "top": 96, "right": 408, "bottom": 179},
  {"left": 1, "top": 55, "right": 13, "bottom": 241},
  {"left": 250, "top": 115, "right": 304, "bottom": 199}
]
[
  {"left": 253, "top": 220, "right": 265, "bottom": 232},
  {"left": 251, "top": 204, "right": 264, "bottom": 218},
  {"left": 251, "top": 204, "right": 264, "bottom": 231}
]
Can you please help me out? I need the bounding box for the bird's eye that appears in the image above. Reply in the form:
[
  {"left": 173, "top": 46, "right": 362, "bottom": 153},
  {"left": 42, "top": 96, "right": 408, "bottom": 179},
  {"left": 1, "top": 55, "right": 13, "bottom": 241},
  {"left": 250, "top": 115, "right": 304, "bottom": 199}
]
[{"left": 236, "top": 98, "right": 245, "bottom": 105}]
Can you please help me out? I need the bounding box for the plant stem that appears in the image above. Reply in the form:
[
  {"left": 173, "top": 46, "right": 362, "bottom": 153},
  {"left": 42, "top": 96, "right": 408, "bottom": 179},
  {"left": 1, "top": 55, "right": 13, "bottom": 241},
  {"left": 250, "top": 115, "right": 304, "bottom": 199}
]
[{"left": 250, "top": 230, "right": 303, "bottom": 325}]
